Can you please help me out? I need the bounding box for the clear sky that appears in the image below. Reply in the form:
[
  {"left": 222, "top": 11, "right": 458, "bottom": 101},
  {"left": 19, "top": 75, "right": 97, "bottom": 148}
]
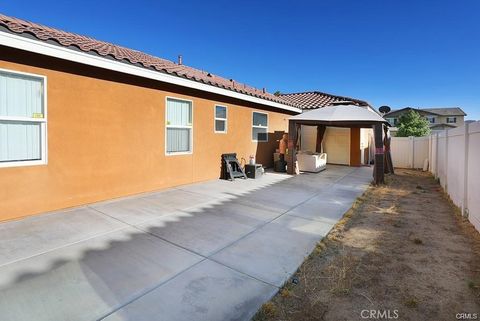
[{"left": 1, "top": 0, "right": 479, "bottom": 119}]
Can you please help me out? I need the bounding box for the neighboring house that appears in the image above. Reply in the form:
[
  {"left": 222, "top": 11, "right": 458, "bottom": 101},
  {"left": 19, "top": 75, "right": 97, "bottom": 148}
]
[
  {"left": 280, "top": 92, "right": 375, "bottom": 166},
  {"left": 0, "top": 14, "right": 304, "bottom": 221},
  {"left": 383, "top": 107, "right": 466, "bottom": 135}
]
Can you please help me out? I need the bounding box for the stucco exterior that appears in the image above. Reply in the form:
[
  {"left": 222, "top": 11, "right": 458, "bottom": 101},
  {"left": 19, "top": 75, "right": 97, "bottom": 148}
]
[{"left": 0, "top": 47, "right": 294, "bottom": 221}]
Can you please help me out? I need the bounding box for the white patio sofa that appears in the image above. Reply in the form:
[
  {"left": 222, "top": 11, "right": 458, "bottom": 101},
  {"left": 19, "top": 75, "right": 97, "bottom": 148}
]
[{"left": 296, "top": 151, "right": 327, "bottom": 173}]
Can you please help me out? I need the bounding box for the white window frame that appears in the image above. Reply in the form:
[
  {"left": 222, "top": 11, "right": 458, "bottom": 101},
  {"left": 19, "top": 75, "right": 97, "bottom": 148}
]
[
  {"left": 425, "top": 116, "right": 435, "bottom": 124},
  {"left": 0, "top": 68, "right": 48, "bottom": 168},
  {"left": 446, "top": 117, "right": 456, "bottom": 124},
  {"left": 165, "top": 96, "right": 193, "bottom": 156},
  {"left": 214, "top": 105, "right": 227, "bottom": 134},
  {"left": 252, "top": 111, "right": 268, "bottom": 142}
]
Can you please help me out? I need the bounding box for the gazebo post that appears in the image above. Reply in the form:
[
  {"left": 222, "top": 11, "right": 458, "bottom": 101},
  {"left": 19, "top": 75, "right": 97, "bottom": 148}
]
[
  {"left": 316, "top": 125, "right": 326, "bottom": 153},
  {"left": 383, "top": 124, "right": 394, "bottom": 174},
  {"left": 373, "top": 123, "right": 385, "bottom": 184},
  {"left": 287, "top": 120, "right": 297, "bottom": 175}
]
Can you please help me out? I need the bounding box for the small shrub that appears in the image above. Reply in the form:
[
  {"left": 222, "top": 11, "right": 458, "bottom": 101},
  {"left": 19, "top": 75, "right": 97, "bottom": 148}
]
[
  {"left": 260, "top": 302, "right": 276, "bottom": 318},
  {"left": 280, "top": 288, "right": 291, "bottom": 298},
  {"left": 327, "top": 251, "right": 357, "bottom": 295},
  {"left": 315, "top": 241, "right": 326, "bottom": 253},
  {"left": 468, "top": 280, "right": 478, "bottom": 289},
  {"left": 404, "top": 297, "right": 418, "bottom": 308}
]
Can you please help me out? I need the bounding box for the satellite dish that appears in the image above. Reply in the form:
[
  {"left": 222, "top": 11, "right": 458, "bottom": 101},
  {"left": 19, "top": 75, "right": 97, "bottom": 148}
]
[{"left": 379, "top": 105, "right": 391, "bottom": 114}]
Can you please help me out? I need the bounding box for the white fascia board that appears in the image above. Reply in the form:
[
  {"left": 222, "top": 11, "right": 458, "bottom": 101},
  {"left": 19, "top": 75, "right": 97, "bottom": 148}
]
[{"left": 0, "top": 31, "right": 301, "bottom": 114}]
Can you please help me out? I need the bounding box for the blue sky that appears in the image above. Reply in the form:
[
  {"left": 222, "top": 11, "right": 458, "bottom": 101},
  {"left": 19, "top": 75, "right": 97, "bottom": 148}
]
[{"left": 2, "top": 0, "right": 479, "bottom": 119}]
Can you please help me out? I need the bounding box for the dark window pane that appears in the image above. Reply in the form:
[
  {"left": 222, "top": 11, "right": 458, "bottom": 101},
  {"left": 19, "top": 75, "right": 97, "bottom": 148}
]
[
  {"left": 252, "top": 127, "right": 267, "bottom": 141},
  {"left": 215, "top": 119, "right": 226, "bottom": 132},
  {"left": 215, "top": 106, "right": 227, "bottom": 119},
  {"left": 253, "top": 112, "right": 268, "bottom": 126}
]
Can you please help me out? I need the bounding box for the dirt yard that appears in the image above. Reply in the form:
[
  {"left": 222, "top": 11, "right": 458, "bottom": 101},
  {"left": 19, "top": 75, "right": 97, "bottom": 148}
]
[{"left": 253, "top": 169, "right": 480, "bottom": 321}]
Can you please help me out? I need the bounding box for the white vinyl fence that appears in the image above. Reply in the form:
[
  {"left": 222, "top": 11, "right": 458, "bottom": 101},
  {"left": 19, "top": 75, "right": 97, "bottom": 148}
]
[
  {"left": 391, "top": 136, "right": 430, "bottom": 169},
  {"left": 391, "top": 122, "right": 480, "bottom": 232}
]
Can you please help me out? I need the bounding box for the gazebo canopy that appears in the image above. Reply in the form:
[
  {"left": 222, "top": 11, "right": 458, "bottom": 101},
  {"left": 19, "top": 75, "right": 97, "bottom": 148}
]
[
  {"left": 286, "top": 104, "right": 389, "bottom": 183},
  {"left": 289, "top": 104, "right": 388, "bottom": 127}
]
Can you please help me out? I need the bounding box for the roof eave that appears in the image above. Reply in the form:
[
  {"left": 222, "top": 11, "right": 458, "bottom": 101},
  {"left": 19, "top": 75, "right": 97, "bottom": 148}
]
[{"left": 0, "top": 30, "right": 302, "bottom": 114}]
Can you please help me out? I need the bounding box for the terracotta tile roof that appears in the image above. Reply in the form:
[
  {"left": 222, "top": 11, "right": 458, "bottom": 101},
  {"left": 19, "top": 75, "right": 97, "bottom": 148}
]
[
  {"left": 279, "top": 91, "right": 370, "bottom": 110},
  {"left": 0, "top": 14, "right": 301, "bottom": 109}
]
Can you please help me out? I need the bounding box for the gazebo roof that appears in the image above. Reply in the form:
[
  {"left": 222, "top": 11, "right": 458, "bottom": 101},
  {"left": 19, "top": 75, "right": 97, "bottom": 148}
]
[{"left": 289, "top": 104, "right": 387, "bottom": 126}]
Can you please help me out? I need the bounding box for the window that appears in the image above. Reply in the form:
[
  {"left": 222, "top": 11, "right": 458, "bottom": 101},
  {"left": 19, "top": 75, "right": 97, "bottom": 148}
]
[
  {"left": 446, "top": 117, "right": 457, "bottom": 124},
  {"left": 426, "top": 116, "right": 435, "bottom": 124},
  {"left": 214, "top": 105, "right": 227, "bottom": 133},
  {"left": 252, "top": 111, "right": 268, "bottom": 142},
  {"left": 385, "top": 118, "right": 396, "bottom": 126},
  {"left": 165, "top": 98, "right": 193, "bottom": 154},
  {"left": 0, "top": 69, "right": 47, "bottom": 168},
  {"left": 385, "top": 117, "right": 398, "bottom": 126}
]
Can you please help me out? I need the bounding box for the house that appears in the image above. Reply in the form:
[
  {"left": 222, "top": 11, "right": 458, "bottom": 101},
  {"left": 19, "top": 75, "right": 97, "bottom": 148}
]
[
  {"left": 0, "top": 14, "right": 308, "bottom": 221},
  {"left": 383, "top": 107, "right": 466, "bottom": 135},
  {"left": 0, "top": 14, "right": 381, "bottom": 222},
  {"left": 280, "top": 92, "right": 375, "bottom": 166}
]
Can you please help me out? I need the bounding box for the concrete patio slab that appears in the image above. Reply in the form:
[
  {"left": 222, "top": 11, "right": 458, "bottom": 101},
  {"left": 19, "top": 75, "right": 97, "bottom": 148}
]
[
  {"left": 234, "top": 184, "right": 318, "bottom": 213},
  {"left": 286, "top": 195, "right": 351, "bottom": 224},
  {"left": 103, "top": 259, "right": 277, "bottom": 321},
  {"left": 211, "top": 214, "right": 334, "bottom": 287},
  {"left": 0, "top": 165, "right": 372, "bottom": 321},
  {"left": 144, "top": 189, "right": 220, "bottom": 211},
  {"left": 184, "top": 200, "right": 281, "bottom": 225},
  {"left": 90, "top": 197, "right": 177, "bottom": 225},
  {"left": 177, "top": 174, "right": 290, "bottom": 200},
  {"left": 323, "top": 185, "right": 365, "bottom": 204},
  {"left": 0, "top": 207, "right": 126, "bottom": 267},
  {"left": 280, "top": 174, "right": 338, "bottom": 191},
  {"left": 135, "top": 205, "right": 265, "bottom": 256},
  {"left": 0, "top": 227, "right": 202, "bottom": 321}
]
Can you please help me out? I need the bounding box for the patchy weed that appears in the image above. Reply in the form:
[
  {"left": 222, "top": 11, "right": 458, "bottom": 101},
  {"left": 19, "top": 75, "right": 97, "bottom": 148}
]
[{"left": 404, "top": 297, "right": 418, "bottom": 308}]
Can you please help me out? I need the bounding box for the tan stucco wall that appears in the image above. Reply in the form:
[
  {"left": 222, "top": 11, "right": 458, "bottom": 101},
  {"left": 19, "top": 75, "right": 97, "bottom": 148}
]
[{"left": 0, "top": 48, "right": 292, "bottom": 221}]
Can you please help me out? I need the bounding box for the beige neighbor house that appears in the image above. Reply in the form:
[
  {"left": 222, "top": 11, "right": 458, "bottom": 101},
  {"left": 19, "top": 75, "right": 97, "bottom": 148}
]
[{"left": 384, "top": 107, "right": 467, "bottom": 135}]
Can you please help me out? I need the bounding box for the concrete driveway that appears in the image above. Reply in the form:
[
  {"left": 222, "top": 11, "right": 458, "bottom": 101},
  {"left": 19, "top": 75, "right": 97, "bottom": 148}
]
[{"left": 0, "top": 165, "right": 372, "bottom": 321}]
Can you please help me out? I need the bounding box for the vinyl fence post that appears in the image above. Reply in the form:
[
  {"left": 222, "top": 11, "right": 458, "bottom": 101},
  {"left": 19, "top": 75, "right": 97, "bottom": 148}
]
[
  {"left": 463, "top": 123, "right": 470, "bottom": 217},
  {"left": 444, "top": 129, "right": 449, "bottom": 192},
  {"left": 430, "top": 134, "right": 434, "bottom": 173},
  {"left": 435, "top": 132, "right": 439, "bottom": 178},
  {"left": 410, "top": 136, "right": 415, "bottom": 168}
]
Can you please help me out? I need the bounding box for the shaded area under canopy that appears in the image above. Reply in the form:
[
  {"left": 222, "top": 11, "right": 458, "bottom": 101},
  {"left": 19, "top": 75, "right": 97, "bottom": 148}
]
[{"left": 287, "top": 104, "right": 389, "bottom": 184}]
